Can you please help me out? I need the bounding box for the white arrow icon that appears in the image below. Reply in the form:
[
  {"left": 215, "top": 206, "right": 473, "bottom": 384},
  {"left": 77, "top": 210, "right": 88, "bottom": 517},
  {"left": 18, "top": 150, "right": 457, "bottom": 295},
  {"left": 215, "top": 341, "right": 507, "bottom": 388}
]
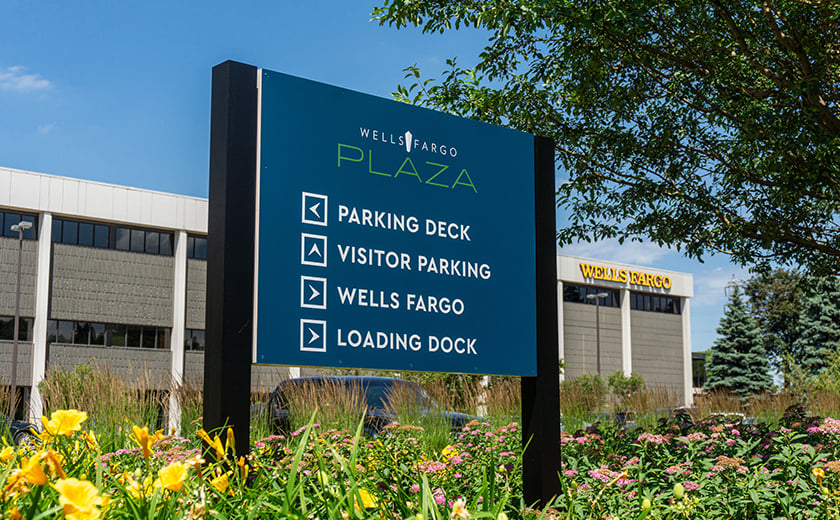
[
  {"left": 308, "top": 242, "right": 322, "bottom": 258},
  {"left": 308, "top": 327, "right": 321, "bottom": 344},
  {"left": 308, "top": 284, "right": 321, "bottom": 301},
  {"left": 308, "top": 201, "right": 321, "bottom": 219}
]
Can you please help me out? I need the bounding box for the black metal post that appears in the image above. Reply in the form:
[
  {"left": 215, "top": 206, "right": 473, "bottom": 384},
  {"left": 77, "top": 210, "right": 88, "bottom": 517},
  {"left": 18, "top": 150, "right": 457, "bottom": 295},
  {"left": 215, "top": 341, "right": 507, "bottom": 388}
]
[
  {"left": 204, "top": 60, "right": 258, "bottom": 455},
  {"left": 521, "top": 135, "right": 561, "bottom": 507}
]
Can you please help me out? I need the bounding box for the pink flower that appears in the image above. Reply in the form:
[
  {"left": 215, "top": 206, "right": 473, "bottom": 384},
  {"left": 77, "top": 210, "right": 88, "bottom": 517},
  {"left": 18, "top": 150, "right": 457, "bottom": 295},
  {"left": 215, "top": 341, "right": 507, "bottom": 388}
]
[
  {"left": 636, "top": 433, "right": 669, "bottom": 445},
  {"left": 410, "top": 483, "right": 420, "bottom": 494},
  {"left": 684, "top": 481, "right": 700, "bottom": 491}
]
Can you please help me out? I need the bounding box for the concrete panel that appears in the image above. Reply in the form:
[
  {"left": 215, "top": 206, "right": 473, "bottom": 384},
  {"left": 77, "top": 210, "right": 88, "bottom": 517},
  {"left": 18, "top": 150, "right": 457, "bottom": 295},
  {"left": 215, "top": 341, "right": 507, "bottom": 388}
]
[
  {"left": 562, "top": 302, "right": 623, "bottom": 380},
  {"left": 0, "top": 341, "right": 34, "bottom": 385},
  {"left": 84, "top": 183, "right": 113, "bottom": 220},
  {"left": 630, "top": 310, "right": 684, "bottom": 402},
  {"left": 0, "top": 169, "right": 11, "bottom": 206},
  {"left": 9, "top": 173, "right": 40, "bottom": 209},
  {"left": 48, "top": 344, "right": 172, "bottom": 389},
  {"left": 51, "top": 244, "right": 174, "bottom": 326},
  {"left": 151, "top": 194, "right": 177, "bottom": 229},
  {"left": 62, "top": 181, "right": 80, "bottom": 214},
  {"left": 0, "top": 238, "right": 38, "bottom": 316},
  {"left": 185, "top": 259, "right": 207, "bottom": 330}
]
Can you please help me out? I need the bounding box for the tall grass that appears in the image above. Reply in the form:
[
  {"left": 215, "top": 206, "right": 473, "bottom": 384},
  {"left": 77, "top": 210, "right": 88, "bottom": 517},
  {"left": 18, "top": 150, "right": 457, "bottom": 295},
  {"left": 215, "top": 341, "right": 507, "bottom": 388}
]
[
  {"left": 40, "top": 362, "right": 165, "bottom": 449},
  {"left": 384, "top": 380, "right": 451, "bottom": 451},
  {"left": 280, "top": 377, "right": 366, "bottom": 433},
  {"left": 484, "top": 377, "right": 520, "bottom": 425}
]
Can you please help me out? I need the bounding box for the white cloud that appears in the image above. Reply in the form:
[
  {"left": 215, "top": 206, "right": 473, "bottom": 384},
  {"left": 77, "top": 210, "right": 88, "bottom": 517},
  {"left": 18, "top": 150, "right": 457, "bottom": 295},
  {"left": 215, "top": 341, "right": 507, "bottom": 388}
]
[
  {"left": 37, "top": 122, "right": 56, "bottom": 134},
  {"left": 691, "top": 266, "right": 750, "bottom": 308},
  {"left": 559, "top": 239, "right": 673, "bottom": 266},
  {"left": 0, "top": 66, "right": 51, "bottom": 92}
]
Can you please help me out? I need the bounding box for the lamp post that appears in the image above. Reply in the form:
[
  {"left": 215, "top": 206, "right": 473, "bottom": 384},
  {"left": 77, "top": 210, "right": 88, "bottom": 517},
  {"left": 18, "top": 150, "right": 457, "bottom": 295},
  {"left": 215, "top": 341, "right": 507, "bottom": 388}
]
[
  {"left": 9, "top": 220, "right": 32, "bottom": 419},
  {"left": 586, "top": 291, "right": 609, "bottom": 376}
]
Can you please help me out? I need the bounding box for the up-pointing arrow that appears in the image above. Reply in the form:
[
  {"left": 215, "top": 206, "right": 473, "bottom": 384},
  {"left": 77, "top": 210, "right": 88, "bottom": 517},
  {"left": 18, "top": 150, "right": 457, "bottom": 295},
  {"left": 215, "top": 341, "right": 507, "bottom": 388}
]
[
  {"left": 308, "top": 284, "right": 321, "bottom": 301},
  {"left": 308, "top": 327, "right": 321, "bottom": 344},
  {"left": 308, "top": 242, "right": 322, "bottom": 258},
  {"left": 308, "top": 201, "right": 321, "bottom": 219}
]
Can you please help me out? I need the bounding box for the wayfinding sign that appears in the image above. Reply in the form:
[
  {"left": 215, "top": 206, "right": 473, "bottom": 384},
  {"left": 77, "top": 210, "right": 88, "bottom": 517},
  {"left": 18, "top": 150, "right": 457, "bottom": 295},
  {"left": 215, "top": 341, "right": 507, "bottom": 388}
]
[{"left": 255, "top": 69, "right": 537, "bottom": 375}]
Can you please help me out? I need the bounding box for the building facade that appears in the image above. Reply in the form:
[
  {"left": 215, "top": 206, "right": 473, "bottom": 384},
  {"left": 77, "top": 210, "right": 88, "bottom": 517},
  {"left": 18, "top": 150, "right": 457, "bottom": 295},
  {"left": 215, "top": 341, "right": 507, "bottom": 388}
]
[
  {"left": 558, "top": 255, "right": 694, "bottom": 403},
  {"left": 1, "top": 167, "right": 694, "bottom": 424}
]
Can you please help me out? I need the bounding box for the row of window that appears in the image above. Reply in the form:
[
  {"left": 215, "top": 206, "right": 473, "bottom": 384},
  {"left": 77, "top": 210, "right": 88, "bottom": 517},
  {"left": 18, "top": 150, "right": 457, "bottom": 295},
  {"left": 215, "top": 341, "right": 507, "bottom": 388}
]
[
  {"left": 51, "top": 217, "right": 208, "bottom": 259},
  {"left": 52, "top": 218, "right": 175, "bottom": 256},
  {"left": 630, "top": 292, "right": 681, "bottom": 314},
  {"left": 4, "top": 318, "right": 207, "bottom": 351},
  {"left": 564, "top": 284, "right": 681, "bottom": 314},
  {"left": 46, "top": 320, "right": 170, "bottom": 349},
  {"left": 563, "top": 284, "right": 620, "bottom": 307},
  {"left": 0, "top": 211, "right": 37, "bottom": 240},
  {"left": 0, "top": 316, "right": 33, "bottom": 341}
]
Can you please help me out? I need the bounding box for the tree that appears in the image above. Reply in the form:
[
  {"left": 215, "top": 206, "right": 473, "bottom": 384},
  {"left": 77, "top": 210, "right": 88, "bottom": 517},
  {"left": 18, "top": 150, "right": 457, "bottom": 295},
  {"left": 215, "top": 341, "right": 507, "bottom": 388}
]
[
  {"left": 704, "top": 286, "right": 772, "bottom": 399},
  {"left": 742, "top": 268, "right": 804, "bottom": 385},
  {"left": 374, "top": 1, "right": 840, "bottom": 273},
  {"left": 792, "top": 276, "right": 840, "bottom": 376}
]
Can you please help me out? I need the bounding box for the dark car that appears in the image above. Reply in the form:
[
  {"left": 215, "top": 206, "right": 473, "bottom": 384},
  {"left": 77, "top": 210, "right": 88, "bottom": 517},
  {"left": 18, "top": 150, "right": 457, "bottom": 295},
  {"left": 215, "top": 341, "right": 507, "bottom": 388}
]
[
  {"left": 1, "top": 414, "right": 39, "bottom": 445},
  {"left": 268, "top": 376, "right": 476, "bottom": 436}
]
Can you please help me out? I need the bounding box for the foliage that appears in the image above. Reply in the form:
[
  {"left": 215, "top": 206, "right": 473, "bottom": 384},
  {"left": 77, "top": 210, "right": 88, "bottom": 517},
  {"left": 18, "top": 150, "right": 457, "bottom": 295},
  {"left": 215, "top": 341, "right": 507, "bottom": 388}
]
[
  {"left": 559, "top": 374, "right": 608, "bottom": 419},
  {"left": 607, "top": 371, "right": 646, "bottom": 410},
  {"left": 705, "top": 286, "right": 772, "bottom": 400},
  {"left": 793, "top": 275, "right": 840, "bottom": 377},
  {"left": 373, "top": 0, "right": 840, "bottom": 274},
  {"left": 743, "top": 268, "right": 804, "bottom": 385}
]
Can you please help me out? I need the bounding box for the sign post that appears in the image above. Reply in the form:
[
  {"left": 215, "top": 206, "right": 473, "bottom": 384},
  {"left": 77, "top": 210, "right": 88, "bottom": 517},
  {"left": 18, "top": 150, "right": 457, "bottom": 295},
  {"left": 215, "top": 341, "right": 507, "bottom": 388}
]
[{"left": 205, "top": 60, "right": 560, "bottom": 503}]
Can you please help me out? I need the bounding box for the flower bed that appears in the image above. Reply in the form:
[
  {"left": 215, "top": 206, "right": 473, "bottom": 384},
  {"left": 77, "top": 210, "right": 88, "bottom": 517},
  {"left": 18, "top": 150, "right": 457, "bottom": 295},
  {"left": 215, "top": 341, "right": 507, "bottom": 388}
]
[{"left": 3, "top": 406, "right": 840, "bottom": 519}]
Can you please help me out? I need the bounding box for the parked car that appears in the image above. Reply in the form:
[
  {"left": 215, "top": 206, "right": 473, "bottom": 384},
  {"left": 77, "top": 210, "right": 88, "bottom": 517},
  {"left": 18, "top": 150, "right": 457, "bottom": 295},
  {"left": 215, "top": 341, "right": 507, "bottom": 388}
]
[
  {"left": 1, "top": 414, "right": 39, "bottom": 445},
  {"left": 267, "top": 376, "right": 477, "bottom": 436}
]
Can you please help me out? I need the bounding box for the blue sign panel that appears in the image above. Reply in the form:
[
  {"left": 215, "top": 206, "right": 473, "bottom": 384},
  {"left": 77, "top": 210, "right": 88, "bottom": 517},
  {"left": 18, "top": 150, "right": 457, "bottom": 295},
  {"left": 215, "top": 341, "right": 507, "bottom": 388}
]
[{"left": 256, "top": 69, "right": 537, "bottom": 376}]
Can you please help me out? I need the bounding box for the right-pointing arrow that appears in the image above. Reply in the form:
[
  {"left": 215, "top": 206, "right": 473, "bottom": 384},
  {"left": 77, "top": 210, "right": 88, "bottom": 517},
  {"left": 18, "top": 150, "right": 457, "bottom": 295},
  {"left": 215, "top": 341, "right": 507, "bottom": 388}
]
[
  {"left": 308, "top": 284, "right": 321, "bottom": 301},
  {"left": 308, "top": 327, "right": 321, "bottom": 344}
]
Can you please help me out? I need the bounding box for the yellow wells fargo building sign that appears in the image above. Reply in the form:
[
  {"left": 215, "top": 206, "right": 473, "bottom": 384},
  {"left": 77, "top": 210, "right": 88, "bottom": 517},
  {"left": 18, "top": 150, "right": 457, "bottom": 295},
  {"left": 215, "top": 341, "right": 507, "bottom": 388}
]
[{"left": 579, "top": 263, "right": 672, "bottom": 290}]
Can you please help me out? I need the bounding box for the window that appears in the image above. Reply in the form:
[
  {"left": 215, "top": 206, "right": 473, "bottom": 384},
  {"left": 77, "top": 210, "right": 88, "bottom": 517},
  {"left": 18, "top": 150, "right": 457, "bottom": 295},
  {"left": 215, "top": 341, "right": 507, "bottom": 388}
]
[
  {"left": 185, "top": 329, "right": 205, "bottom": 351},
  {"left": 0, "top": 316, "right": 33, "bottom": 341},
  {"left": 1, "top": 212, "right": 37, "bottom": 240},
  {"left": 562, "top": 284, "right": 619, "bottom": 307},
  {"left": 187, "top": 235, "right": 207, "bottom": 260},
  {"left": 630, "top": 292, "right": 681, "bottom": 314}
]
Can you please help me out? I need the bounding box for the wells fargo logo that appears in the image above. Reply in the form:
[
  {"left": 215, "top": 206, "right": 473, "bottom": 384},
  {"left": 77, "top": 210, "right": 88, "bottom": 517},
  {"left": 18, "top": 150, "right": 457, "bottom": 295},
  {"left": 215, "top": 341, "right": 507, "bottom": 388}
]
[{"left": 579, "top": 263, "right": 672, "bottom": 289}]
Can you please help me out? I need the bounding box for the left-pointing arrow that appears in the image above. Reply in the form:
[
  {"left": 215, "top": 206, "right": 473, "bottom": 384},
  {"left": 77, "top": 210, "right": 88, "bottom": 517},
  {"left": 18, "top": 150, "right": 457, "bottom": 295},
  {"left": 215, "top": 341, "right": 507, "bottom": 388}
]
[{"left": 309, "top": 202, "right": 321, "bottom": 219}]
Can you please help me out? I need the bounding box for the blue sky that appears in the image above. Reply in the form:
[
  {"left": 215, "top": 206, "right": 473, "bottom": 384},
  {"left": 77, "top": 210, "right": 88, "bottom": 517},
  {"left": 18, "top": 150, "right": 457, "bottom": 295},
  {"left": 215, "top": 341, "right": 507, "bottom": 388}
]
[{"left": 0, "top": 1, "right": 748, "bottom": 355}]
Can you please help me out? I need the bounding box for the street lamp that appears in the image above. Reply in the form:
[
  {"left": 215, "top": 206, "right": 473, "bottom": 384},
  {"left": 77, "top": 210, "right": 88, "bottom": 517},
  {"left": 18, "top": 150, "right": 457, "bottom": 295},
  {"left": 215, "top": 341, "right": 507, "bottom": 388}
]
[
  {"left": 9, "top": 220, "right": 32, "bottom": 419},
  {"left": 586, "top": 291, "right": 609, "bottom": 376}
]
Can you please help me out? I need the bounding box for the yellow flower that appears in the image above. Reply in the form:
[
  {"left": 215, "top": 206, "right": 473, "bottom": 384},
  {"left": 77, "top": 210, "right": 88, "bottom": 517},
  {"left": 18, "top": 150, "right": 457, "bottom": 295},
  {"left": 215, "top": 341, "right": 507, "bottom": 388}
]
[
  {"left": 1, "top": 446, "right": 15, "bottom": 463},
  {"left": 42, "top": 449, "right": 67, "bottom": 479},
  {"left": 209, "top": 472, "right": 229, "bottom": 494},
  {"left": 225, "top": 427, "right": 235, "bottom": 455},
  {"left": 814, "top": 467, "right": 825, "bottom": 483},
  {"left": 450, "top": 498, "right": 470, "bottom": 519},
  {"left": 41, "top": 410, "right": 87, "bottom": 437},
  {"left": 157, "top": 461, "right": 189, "bottom": 492},
  {"left": 237, "top": 456, "right": 249, "bottom": 479},
  {"left": 20, "top": 455, "right": 48, "bottom": 486},
  {"left": 131, "top": 426, "right": 163, "bottom": 461},
  {"left": 197, "top": 429, "right": 225, "bottom": 460},
  {"left": 8, "top": 506, "right": 22, "bottom": 520},
  {"left": 355, "top": 488, "right": 377, "bottom": 510},
  {"left": 54, "top": 478, "right": 104, "bottom": 520},
  {"left": 441, "top": 445, "right": 459, "bottom": 459}
]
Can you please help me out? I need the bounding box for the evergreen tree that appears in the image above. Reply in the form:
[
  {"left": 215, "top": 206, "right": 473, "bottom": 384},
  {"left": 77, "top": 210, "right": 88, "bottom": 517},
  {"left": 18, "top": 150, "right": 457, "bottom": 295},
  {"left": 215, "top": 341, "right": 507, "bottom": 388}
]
[
  {"left": 792, "top": 276, "right": 840, "bottom": 377},
  {"left": 705, "top": 287, "right": 772, "bottom": 399}
]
